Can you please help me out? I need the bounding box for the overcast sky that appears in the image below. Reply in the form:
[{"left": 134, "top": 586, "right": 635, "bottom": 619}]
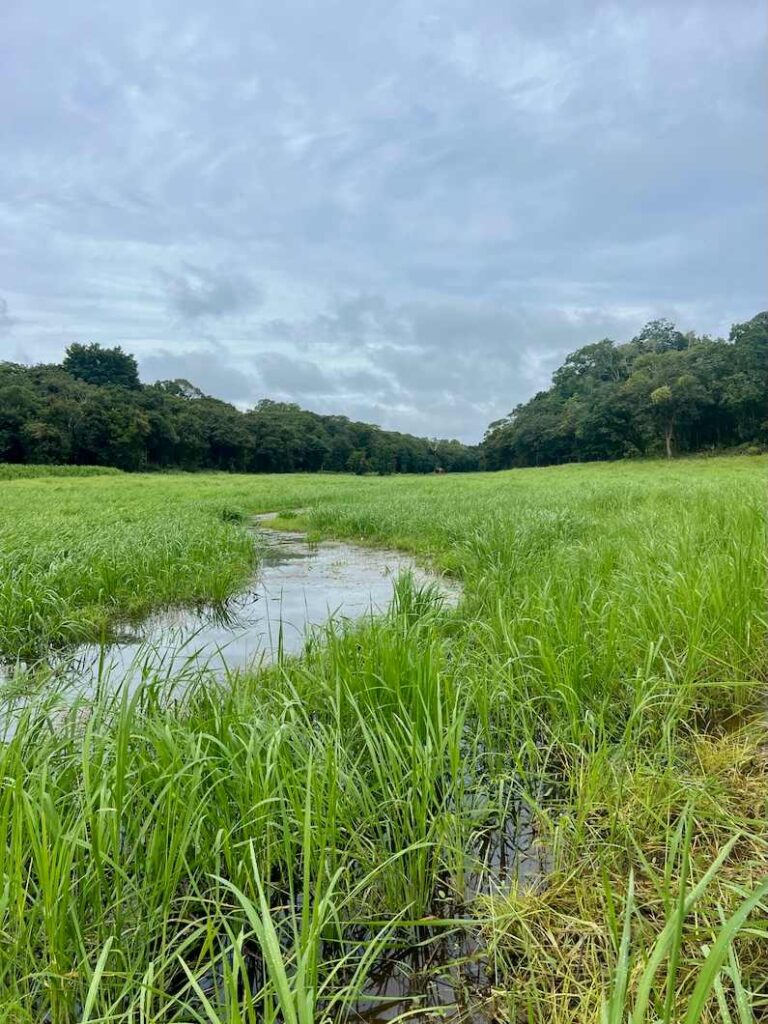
[{"left": 1, "top": 0, "right": 765, "bottom": 441}]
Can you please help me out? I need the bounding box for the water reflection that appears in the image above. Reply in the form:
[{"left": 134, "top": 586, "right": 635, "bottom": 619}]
[{"left": 56, "top": 520, "right": 458, "bottom": 685}]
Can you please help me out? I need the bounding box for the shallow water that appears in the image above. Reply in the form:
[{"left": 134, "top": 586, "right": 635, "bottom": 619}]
[
  {"left": 186, "top": 793, "right": 548, "bottom": 1024},
  {"left": 14, "top": 516, "right": 457, "bottom": 687},
  {"left": 347, "top": 795, "right": 551, "bottom": 1022},
  {"left": 1, "top": 517, "right": 545, "bottom": 1021}
]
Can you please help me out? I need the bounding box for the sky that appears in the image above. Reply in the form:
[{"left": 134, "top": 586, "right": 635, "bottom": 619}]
[{"left": 1, "top": 0, "right": 766, "bottom": 442}]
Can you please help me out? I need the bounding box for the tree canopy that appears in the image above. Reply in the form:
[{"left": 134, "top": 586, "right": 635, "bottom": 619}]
[
  {"left": 62, "top": 343, "right": 141, "bottom": 390},
  {"left": 0, "top": 345, "right": 479, "bottom": 474},
  {"left": 2, "top": 314, "right": 764, "bottom": 475},
  {"left": 482, "top": 312, "right": 767, "bottom": 468}
]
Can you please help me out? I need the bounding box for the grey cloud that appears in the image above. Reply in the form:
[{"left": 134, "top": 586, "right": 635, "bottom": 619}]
[
  {"left": 258, "top": 352, "right": 337, "bottom": 396},
  {"left": 258, "top": 348, "right": 399, "bottom": 404},
  {"left": 1, "top": 0, "right": 765, "bottom": 440},
  {"left": 139, "top": 347, "right": 260, "bottom": 404},
  {"left": 250, "top": 294, "right": 657, "bottom": 438},
  {"left": 158, "top": 264, "right": 263, "bottom": 321},
  {"left": 340, "top": 368, "right": 397, "bottom": 395},
  {"left": 0, "top": 298, "right": 15, "bottom": 335}
]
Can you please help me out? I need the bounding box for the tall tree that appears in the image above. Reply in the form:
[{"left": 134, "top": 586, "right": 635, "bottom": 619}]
[{"left": 63, "top": 343, "right": 141, "bottom": 390}]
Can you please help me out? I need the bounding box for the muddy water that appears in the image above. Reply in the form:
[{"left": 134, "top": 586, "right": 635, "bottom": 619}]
[
  {"left": 39, "top": 515, "right": 458, "bottom": 687},
  {"left": 347, "top": 797, "right": 551, "bottom": 1022}
]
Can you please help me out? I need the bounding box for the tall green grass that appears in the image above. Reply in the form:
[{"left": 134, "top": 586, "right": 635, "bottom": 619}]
[
  {"left": 0, "top": 457, "right": 766, "bottom": 1021},
  {"left": 0, "top": 483, "right": 257, "bottom": 659},
  {"left": 0, "top": 464, "right": 123, "bottom": 479}
]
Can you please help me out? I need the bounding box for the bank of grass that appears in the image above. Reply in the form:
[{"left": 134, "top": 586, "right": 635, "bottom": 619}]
[
  {"left": 0, "top": 481, "right": 258, "bottom": 660},
  {"left": 0, "top": 456, "right": 766, "bottom": 1021},
  {"left": 0, "top": 463, "right": 123, "bottom": 479}
]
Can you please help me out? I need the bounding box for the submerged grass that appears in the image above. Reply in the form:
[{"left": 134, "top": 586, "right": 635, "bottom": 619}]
[{"left": 0, "top": 456, "right": 766, "bottom": 1021}]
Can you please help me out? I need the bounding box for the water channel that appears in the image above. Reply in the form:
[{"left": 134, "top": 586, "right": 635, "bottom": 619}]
[
  {"left": 1, "top": 514, "right": 458, "bottom": 688},
  {"left": 1, "top": 517, "right": 550, "bottom": 1022}
]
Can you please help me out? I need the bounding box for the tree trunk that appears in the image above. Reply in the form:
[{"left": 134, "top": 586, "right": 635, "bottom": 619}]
[{"left": 665, "top": 422, "right": 673, "bottom": 459}]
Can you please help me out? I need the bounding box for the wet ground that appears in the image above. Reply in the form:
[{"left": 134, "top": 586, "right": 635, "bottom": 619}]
[
  {"left": 184, "top": 792, "right": 550, "bottom": 1024},
  {"left": 3, "top": 517, "right": 548, "bottom": 1021},
  {"left": 1, "top": 514, "right": 458, "bottom": 688},
  {"left": 345, "top": 793, "right": 551, "bottom": 1022}
]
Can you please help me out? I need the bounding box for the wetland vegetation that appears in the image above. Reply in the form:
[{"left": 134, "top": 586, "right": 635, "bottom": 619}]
[{"left": 0, "top": 457, "right": 766, "bottom": 1022}]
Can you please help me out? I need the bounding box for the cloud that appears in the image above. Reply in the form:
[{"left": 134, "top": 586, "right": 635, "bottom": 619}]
[
  {"left": 247, "top": 293, "right": 659, "bottom": 438},
  {"left": 0, "top": 0, "right": 765, "bottom": 440},
  {"left": 158, "top": 264, "right": 263, "bottom": 321},
  {"left": 258, "top": 352, "right": 337, "bottom": 396},
  {"left": 139, "top": 346, "right": 260, "bottom": 404},
  {"left": 0, "top": 297, "right": 15, "bottom": 334}
]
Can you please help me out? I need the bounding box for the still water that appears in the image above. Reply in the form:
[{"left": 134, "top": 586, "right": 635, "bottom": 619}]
[
  {"left": 1, "top": 519, "right": 547, "bottom": 1022},
  {"left": 53, "top": 516, "right": 457, "bottom": 684}
]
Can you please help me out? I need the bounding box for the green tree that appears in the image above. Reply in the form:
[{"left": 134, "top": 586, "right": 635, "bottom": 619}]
[
  {"left": 482, "top": 313, "right": 765, "bottom": 469},
  {"left": 347, "top": 449, "right": 368, "bottom": 475},
  {"left": 727, "top": 312, "right": 768, "bottom": 442},
  {"left": 63, "top": 343, "right": 140, "bottom": 389},
  {"left": 0, "top": 382, "right": 41, "bottom": 461},
  {"left": 632, "top": 318, "right": 688, "bottom": 353},
  {"left": 649, "top": 385, "right": 675, "bottom": 458}
]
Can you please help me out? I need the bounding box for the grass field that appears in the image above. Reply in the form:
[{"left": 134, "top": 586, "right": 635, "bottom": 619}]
[{"left": 0, "top": 457, "right": 766, "bottom": 1022}]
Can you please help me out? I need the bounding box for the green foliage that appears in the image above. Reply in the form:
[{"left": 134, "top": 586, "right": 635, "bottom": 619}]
[
  {"left": 0, "top": 464, "right": 122, "bottom": 480},
  {"left": 0, "top": 460, "right": 766, "bottom": 1020},
  {"left": 63, "top": 342, "right": 141, "bottom": 389},
  {"left": 650, "top": 384, "right": 673, "bottom": 405},
  {"left": 0, "top": 478, "right": 257, "bottom": 658},
  {"left": 484, "top": 311, "right": 767, "bottom": 467},
  {"left": 0, "top": 346, "right": 480, "bottom": 474}
]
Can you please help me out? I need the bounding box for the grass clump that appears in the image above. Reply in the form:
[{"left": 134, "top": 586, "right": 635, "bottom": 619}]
[{"left": 0, "top": 481, "right": 258, "bottom": 659}]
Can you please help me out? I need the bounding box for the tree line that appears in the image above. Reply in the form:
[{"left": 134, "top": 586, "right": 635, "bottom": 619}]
[
  {"left": 483, "top": 312, "right": 767, "bottom": 468},
  {"left": 0, "top": 343, "right": 480, "bottom": 474},
  {"left": 2, "top": 312, "right": 764, "bottom": 475}
]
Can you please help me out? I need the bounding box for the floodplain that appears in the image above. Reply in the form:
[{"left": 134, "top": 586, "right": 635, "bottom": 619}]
[{"left": 0, "top": 457, "right": 766, "bottom": 1022}]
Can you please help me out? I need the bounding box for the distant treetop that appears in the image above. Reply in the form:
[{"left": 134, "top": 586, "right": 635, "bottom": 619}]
[{"left": 63, "top": 343, "right": 140, "bottom": 390}]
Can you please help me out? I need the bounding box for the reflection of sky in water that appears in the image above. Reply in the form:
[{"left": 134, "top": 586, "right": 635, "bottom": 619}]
[{"left": 52, "top": 528, "right": 457, "bottom": 686}]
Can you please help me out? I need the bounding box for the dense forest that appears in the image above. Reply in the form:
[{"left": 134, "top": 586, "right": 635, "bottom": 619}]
[
  {"left": 1, "top": 311, "right": 764, "bottom": 475},
  {"left": 483, "top": 312, "right": 767, "bottom": 468},
  {"left": 0, "top": 344, "right": 480, "bottom": 474}
]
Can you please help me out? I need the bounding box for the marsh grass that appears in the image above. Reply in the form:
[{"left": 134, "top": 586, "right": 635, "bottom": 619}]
[
  {"left": 0, "top": 484, "right": 258, "bottom": 660},
  {"left": 0, "top": 457, "right": 766, "bottom": 1021}
]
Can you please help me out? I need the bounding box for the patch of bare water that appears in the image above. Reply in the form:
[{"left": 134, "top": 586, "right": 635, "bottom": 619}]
[{"left": 0, "top": 514, "right": 458, "bottom": 690}]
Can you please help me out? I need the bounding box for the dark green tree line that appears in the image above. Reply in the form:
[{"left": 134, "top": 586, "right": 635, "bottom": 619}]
[
  {"left": 482, "top": 312, "right": 767, "bottom": 468},
  {"left": 0, "top": 345, "right": 480, "bottom": 474}
]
